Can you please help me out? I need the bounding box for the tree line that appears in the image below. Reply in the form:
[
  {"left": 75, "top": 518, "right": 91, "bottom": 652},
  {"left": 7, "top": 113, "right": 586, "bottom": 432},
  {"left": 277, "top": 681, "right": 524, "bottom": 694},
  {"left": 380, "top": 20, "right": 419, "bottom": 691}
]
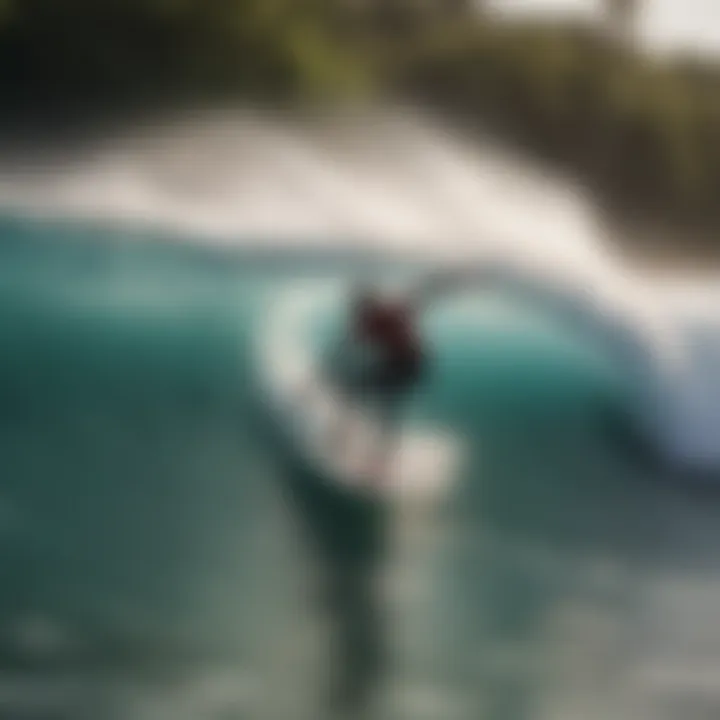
[{"left": 1, "top": 0, "right": 719, "bottom": 243}]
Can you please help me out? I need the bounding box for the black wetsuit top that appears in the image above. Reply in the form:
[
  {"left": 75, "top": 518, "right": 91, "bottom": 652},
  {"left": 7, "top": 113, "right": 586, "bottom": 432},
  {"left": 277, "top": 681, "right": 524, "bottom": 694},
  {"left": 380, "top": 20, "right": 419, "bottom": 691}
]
[{"left": 353, "top": 302, "right": 424, "bottom": 391}]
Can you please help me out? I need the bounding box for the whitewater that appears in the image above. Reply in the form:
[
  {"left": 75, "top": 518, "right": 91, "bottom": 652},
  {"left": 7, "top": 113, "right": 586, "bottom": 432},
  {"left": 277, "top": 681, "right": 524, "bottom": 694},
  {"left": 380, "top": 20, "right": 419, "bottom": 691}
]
[{"left": 1, "top": 107, "right": 720, "bottom": 719}]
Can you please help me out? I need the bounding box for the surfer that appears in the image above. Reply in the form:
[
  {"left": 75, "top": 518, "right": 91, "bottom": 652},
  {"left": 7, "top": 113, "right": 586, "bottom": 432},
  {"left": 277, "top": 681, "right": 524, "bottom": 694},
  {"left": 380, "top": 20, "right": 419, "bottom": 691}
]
[
  {"left": 324, "top": 269, "right": 474, "bottom": 481},
  {"left": 308, "top": 272, "right": 468, "bottom": 715},
  {"left": 326, "top": 285, "right": 428, "bottom": 482}
]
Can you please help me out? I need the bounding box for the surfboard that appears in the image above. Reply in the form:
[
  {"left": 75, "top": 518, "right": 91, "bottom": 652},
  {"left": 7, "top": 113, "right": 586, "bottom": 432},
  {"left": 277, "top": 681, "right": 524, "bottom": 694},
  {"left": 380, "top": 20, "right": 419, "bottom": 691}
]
[{"left": 255, "top": 284, "right": 463, "bottom": 502}]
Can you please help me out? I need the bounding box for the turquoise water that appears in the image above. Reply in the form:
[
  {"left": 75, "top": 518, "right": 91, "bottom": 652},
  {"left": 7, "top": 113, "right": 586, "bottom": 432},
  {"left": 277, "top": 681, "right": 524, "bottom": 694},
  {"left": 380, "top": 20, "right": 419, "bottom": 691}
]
[{"left": 0, "top": 216, "right": 717, "bottom": 719}]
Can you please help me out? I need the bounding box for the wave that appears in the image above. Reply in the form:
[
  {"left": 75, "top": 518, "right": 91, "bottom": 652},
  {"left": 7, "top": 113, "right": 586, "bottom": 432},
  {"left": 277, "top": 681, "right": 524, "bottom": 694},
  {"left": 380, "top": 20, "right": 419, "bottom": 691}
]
[
  {"left": 254, "top": 259, "right": 720, "bottom": 476},
  {"left": 0, "top": 106, "right": 719, "bottom": 472}
]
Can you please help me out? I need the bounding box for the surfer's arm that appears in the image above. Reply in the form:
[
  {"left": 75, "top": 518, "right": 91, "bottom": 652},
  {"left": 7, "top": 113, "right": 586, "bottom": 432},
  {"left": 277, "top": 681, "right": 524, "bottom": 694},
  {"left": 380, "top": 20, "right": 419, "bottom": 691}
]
[
  {"left": 404, "top": 261, "right": 505, "bottom": 312},
  {"left": 404, "top": 267, "right": 479, "bottom": 311}
]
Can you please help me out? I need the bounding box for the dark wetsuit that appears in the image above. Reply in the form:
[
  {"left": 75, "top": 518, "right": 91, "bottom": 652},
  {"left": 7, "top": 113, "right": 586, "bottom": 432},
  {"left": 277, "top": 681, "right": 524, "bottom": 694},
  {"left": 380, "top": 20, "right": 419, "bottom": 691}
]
[
  {"left": 318, "top": 295, "right": 429, "bottom": 714},
  {"left": 320, "top": 303, "right": 423, "bottom": 715},
  {"left": 352, "top": 301, "right": 425, "bottom": 396}
]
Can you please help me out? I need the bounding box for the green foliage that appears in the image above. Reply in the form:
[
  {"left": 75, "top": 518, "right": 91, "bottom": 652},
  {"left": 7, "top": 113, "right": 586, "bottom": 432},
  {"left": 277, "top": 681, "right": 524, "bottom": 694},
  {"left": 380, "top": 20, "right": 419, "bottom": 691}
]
[
  {"left": 0, "top": 0, "right": 12, "bottom": 22},
  {"left": 0, "top": 0, "right": 370, "bottom": 105},
  {"left": 395, "top": 19, "right": 720, "bottom": 234}
]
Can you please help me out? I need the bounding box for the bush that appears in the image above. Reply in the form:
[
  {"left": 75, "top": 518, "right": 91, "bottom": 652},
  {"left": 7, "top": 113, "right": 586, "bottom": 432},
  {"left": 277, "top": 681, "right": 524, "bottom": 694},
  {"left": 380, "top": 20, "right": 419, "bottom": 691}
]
[
  {"left": 0, "top": 0, "right": 370, "bottom": 110},
  {"left": 394, "top": 18, "right": 720, "bottom": 237}
]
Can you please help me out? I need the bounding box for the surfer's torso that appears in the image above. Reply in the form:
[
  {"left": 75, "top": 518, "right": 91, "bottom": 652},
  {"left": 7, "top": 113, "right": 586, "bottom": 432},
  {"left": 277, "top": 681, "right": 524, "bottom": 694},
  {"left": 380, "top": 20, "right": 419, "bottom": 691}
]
[{"left": 352, "top": 300, "right": 424, "bottom": 389}]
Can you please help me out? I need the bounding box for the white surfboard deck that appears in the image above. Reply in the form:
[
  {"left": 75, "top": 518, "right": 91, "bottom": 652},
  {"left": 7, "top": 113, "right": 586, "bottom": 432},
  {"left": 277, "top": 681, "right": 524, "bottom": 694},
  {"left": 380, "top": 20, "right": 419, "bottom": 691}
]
[{"left": 256, "top": 284, "right": 464, "bottom": 502}]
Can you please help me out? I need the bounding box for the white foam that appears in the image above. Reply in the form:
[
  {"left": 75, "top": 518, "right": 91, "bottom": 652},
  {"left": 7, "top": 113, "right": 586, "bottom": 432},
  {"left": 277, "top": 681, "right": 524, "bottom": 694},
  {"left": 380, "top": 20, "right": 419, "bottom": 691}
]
[{"left": 0, "top": 108, "right": 610, "bottom": 269}]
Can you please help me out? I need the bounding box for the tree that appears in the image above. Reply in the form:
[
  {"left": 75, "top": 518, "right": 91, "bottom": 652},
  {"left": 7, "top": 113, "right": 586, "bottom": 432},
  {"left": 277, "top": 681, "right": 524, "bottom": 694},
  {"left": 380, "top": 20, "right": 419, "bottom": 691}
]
[{"left": 605, "top": 0, "right": 640, "bottom": 48}]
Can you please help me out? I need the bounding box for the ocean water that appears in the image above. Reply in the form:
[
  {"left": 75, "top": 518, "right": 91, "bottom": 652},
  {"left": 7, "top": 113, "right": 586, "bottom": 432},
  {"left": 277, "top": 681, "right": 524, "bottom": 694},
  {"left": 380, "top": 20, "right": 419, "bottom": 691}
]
[
  {"left": 1, "top": 111, "right": 720, "bottom": 720},
  {"left": 0, "top": 216, "right": 716, "bottom": 720}
]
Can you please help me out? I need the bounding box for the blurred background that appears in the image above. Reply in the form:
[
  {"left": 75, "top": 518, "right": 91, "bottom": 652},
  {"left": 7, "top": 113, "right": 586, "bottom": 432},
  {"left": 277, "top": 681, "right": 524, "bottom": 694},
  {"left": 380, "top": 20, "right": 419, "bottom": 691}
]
[{"left": 1, "top": 1, "right": 720, "bottom": 719}]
